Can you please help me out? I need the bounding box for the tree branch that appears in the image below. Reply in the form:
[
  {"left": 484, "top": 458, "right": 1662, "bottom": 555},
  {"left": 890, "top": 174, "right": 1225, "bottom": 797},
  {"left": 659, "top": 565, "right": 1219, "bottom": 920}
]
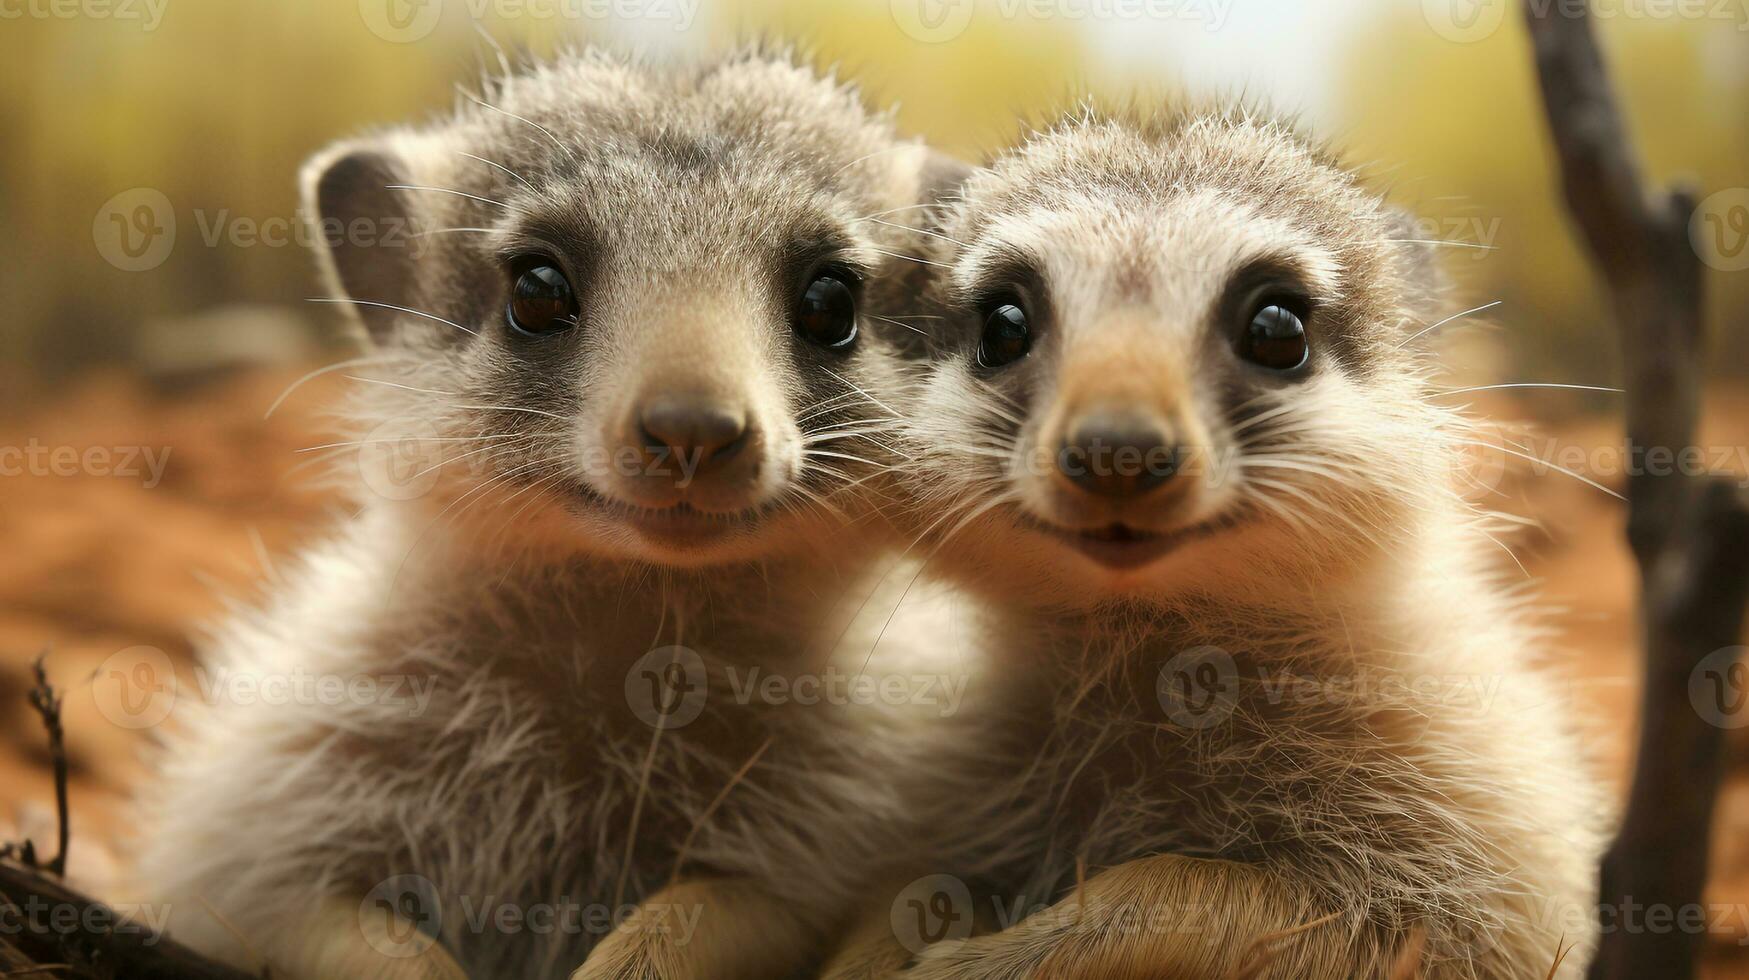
[{"left": 1523, "top": 4, "right": 1749, "bottom": 977}]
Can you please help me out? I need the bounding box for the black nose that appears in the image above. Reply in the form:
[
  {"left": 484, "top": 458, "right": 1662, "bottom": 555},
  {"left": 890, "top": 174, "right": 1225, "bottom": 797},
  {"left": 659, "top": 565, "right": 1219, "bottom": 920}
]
[
  {"left": 638, "top": 395, "right": 750, "bottom": 471},
  {"left": 1057, "top": 413, "right": 1179, "bottom": 499}
]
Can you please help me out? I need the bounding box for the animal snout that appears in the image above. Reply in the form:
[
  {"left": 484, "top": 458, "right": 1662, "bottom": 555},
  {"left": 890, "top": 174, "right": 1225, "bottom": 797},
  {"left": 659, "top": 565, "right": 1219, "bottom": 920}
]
[
  {"left": 1056, "top": 409, "right": 1180, "bottom": 500},
  {"left": 639, "top": 395, "right": 749, "bottom": 466},
  {"left": 628, "top": 393, "right": 761, "bottom": 489}
]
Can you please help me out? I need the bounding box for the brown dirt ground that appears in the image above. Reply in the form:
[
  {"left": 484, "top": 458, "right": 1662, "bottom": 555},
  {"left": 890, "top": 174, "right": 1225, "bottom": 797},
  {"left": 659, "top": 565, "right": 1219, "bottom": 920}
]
[{"left": 1, "top": 368, "right": 1746, "bottom": 973}]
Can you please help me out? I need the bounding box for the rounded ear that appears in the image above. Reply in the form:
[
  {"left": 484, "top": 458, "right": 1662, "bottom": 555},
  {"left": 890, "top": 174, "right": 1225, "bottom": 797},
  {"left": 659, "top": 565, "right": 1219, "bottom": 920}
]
[
  {"left": 920, "top": 150, "right": 975, "bottom": 219},
  {"left": 1382, "top": 206, "right": 1450, "bottom": 326},
  {"left": 300, "top": 138, "right": 422, "bottom": 344}
]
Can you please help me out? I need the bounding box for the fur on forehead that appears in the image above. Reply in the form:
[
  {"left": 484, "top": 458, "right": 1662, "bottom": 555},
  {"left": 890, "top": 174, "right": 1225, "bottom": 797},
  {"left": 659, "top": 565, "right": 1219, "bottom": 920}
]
[
  {"left": 934, "top": 101, "right": 1445, "bottom": 354},
  {"left": 449, "top": 47, "right": 919, "bottom": 211}
]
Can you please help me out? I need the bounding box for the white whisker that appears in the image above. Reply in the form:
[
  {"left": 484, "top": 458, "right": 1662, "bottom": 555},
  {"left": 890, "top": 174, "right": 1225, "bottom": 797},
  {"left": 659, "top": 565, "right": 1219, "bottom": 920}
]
[{"left": 306, "top": 298, "right": 479, "bottom": 337}]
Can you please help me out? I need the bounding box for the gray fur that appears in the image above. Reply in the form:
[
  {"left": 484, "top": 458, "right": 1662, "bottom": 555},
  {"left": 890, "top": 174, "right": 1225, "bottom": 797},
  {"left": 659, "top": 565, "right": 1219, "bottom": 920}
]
[{"left": 131, "top": 48, "right": 945, "bottom": 979}]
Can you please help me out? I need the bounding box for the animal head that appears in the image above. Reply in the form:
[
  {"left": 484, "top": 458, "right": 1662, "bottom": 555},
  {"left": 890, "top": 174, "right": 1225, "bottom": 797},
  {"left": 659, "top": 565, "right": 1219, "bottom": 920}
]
[
  {"left": 303, "top": 49, "right": 940, "bottom": 568},
  {"left": 897, "top": 106, "right": 1470, "bottom": 608}
]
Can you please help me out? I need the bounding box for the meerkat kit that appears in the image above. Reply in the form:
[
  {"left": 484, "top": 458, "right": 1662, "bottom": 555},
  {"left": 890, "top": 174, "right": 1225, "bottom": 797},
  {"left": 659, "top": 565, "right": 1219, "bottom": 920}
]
[{"left": 131, "top": 47, "right": 1603, "bottom": 980}]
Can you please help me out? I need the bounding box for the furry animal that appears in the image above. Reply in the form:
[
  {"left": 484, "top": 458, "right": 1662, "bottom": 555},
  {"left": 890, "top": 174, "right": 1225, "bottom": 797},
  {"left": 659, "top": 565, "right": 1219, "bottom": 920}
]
[
  {"left": 129, "top": 48, "right": 952, "bottom": 980},
  {"left": 825, "top": 107, "right": 1606, "bottom": 979}
]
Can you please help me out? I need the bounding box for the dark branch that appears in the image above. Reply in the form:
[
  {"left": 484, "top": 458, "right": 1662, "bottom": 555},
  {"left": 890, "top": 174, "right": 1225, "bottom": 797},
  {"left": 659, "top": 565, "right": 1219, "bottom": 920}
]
[
  {"left": 1524, "top": 3, "right": 1749, "bottom": 978},
  {"left": 25, "top": 654, "right": 70, "bottom": 878},
  {"left": 0, "top": 860, "right": 259, "bottom": 980}
]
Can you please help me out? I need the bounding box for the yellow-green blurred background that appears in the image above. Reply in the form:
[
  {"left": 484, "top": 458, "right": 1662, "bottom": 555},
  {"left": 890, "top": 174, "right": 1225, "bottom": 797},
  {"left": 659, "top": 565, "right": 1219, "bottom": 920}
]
[
  {"left": 1, "top": 0, "right": 1745, "bottom": 387},
  {"left": 2, "top": 1, "right": 1749, "bottom": 973}
]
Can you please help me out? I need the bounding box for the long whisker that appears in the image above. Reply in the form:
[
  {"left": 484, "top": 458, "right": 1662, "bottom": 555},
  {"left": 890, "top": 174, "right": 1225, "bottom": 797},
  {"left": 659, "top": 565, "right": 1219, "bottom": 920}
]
[
  {"left": 467, "top": 96, "right": 573, "bottom": 160},
  {"left": 457, "top": 150, "right": 537, "bottom": 191},
  {"left": 869, "top": 247, "right": 952, "bottom": 269},
  {"left": 385, "top": 184, "right": 514, "bottom": 210},
  {"left": 341, "top": 376, "right": 460, "bottom": 397},
  {"left": 263, "top": 354, "right": 399, "bottom": 419},
  {"left": 820, "top": 367, "right": 904, "bottom": 418},
  {"left": 1397, "top": 301, "right": 1504, "bottom": 349},
  {"left": 1431, "top": 383, "right": 1622, "bottom": 396},
  {"left": 305, "top": 298, "right": 479, "bottom": 337},
  {"left": 858, "top": 217, "right": 971, "bottom": 249},
  {"left": 409, "top": 227, "right": 499, "bottom": 238},
  {"left": 1455, "top": 439, "right": 1625, "bottom": 501},
  {"left": 866, "top": 314, "right": 927, "bottom": 336}
]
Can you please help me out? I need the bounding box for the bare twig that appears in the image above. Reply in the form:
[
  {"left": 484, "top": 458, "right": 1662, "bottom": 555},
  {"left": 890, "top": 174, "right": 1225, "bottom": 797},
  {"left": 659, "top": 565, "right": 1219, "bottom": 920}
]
[
  {"left": 0, "top": 657, "right": 260, "bottom": 979},
  {"left": 1523, "top": 3, "right": 1749, "bottom": 978},
  {"left": 24, "top": 655, "right": 68, "bottom": 878}
]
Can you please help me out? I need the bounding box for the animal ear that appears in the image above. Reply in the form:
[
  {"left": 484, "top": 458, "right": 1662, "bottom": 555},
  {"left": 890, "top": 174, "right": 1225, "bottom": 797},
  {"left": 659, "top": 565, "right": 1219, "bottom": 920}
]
[
  {"left": 920, "top": 150, "right": 975, "bottom": 218},
  {"left": 301, "top": 138, "right": 424, "bottom": 344},
  {"left": 1382, "top": 206, "right": 1448, "bottom": 324}
]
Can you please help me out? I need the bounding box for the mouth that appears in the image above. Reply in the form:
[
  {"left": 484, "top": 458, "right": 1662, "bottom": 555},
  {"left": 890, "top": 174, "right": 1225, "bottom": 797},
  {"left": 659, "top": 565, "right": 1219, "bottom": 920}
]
[
  {"left": 569, "top": 486, "right": 765, "bottom": 549},
  {"left": 1024, "top": 515, "right": 1230, "bottom": 571}
]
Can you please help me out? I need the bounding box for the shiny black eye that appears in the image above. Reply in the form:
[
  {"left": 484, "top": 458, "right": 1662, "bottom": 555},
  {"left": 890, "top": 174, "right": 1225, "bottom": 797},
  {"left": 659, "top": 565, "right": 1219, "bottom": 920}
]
[
  {"left": 977, "top": 302, "right": 1031, "bottom": 368},
  {"left": 794, "top": 270, "right": 858, "bottom": 349},
  {"left": 507, "top": 259, "right": 578, "bottom": 336},
  {"left": 1240, "top": 302, "right": 1309, "bottom": 372}
]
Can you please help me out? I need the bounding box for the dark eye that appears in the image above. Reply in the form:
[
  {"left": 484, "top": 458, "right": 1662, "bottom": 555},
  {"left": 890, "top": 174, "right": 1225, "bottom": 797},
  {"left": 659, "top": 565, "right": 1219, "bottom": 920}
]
[
  {"left": 794, "top": 270, "right": 858, "bottom": 349},
  {"left": 507, "top": 259, "right": 578, "bottom": 336},
  {"left": 1240, "top": 302, "right": 1309, "bottom": 372},
  {"left": 977, "top": 302, "right": 1031, "bottom": 368}
]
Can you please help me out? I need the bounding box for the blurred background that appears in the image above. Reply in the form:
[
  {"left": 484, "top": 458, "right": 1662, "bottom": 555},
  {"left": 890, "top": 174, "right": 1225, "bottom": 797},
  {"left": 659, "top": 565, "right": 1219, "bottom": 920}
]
[{"left": 0, "top": 0, "right": 1746, "bottom": 971}]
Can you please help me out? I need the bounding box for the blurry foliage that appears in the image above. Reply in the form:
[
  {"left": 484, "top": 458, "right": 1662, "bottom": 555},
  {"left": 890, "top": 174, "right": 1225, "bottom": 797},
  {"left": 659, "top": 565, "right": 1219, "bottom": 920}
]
[
  {"left": 1338, "top": 8, "right": 1749, "bottom": 387},
  {"left": 0, "top": 0, "right": 1742, "bottom": 387}
]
